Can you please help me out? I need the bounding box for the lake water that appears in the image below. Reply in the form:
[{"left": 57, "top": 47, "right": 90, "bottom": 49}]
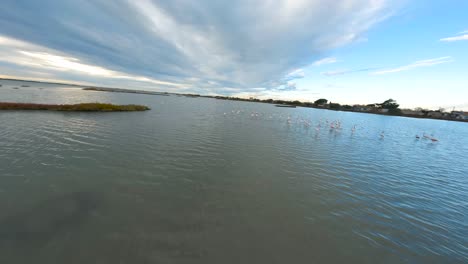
[{"left": 0, "top": 80, "right": 467, "bottom": 263}]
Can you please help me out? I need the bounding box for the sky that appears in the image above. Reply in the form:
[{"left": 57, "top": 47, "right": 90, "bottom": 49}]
[{"left": 0, "top": 0, "right": 467, "bottom": 110}]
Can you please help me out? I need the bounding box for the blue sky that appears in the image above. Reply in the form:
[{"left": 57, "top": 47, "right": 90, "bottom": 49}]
[{"left": 0, "top": 0, "right": 467, "bottom": 110}]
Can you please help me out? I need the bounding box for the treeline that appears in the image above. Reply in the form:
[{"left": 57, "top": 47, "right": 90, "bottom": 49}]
[{"left": 204, "top": 95, "right": 402, "bottom": 115}]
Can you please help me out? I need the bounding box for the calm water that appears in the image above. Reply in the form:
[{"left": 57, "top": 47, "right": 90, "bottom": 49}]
[{"left": 1, "top": 80, "right": 467, "bottom": 263}]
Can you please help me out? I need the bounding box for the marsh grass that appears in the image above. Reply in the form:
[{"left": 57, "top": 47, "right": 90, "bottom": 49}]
[{"left": 0, "top": 102, "right": 150, "bottom": 112}]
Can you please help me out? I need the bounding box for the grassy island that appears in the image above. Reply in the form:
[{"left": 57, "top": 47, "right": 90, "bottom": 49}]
[{"left": 0, "top": 102, "right": 150, "bottom": 112}]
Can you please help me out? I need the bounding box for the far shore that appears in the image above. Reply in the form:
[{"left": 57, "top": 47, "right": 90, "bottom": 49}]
[
  {"left": 1, "top": 78, "right": 466, "bottom": 122},
  {"left": 204, "top": 96, "right": 468, "bottom": 123},
  {"left": 83, "top": 87, "right": 169, "bottom": 96},
  {"left": 0, "top": 102, "right": 150, "bottom": 112}
]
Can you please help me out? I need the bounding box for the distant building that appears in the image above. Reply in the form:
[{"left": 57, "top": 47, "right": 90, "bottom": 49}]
[
  {"left": 315, "top": 103, "right": 328, "bottom": 108},
  {"left": 401, "top": 109, "right": 424, "bottom": 116},
  {"left": 353, "top": 105, "right": 371, "bottom": 112},
  {"left": 379, "top": 108, "right": 389, "bottom": 113},
  {"left": 451, "top": 111, "right": 468, "bottom": 120},
  {"left": 427, "top": 111, "right": 444, "bottom": 118}
]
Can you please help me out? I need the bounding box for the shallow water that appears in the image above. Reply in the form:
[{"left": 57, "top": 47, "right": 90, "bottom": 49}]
[{"left": 0, "top": 80, "right": 467, "bottom": 263}]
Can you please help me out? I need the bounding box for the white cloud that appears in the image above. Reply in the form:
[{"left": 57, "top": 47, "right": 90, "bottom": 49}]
[
  {"left": 313, "top": 57, "right": 338, "bottom": 66},
  {"left": 372, "top": 57, "right": 453, "bottom": 75},
  {"left": 19, "top": 51, "right": 115, "bottom": 76},
  {"left": 128, "top": 0, "right": 393, "bottom": 88},
  {"left": 18, "top": 51, "right": 183, "bottom": 87},
  {"left": 440, "top": 34, "right": 468, "bottom": 42},
  {"left": 0, "top": 0, "right": 398, "bottom": 92}
]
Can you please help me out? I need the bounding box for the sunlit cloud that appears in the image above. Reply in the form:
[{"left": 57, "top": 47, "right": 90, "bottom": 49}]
[
  {"left": 0, "top": 35, "right": 186, "bottom": 88},
  {"left": 372, "top": 57, "right": 453, "bottom": 75},
  {"left": 19, "top": 51, "right": 115, "bottom": 76},
  {"left": 18, "top": 51, "right": 185, "bottom": 87}
]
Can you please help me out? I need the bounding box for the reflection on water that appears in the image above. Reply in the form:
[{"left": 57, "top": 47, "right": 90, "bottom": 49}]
[
  {"left": 0, "top": 192, "right": 99, "bottom": 246},
  {"left": 0, "top": 80, "right": 467, "bottom": 263}
]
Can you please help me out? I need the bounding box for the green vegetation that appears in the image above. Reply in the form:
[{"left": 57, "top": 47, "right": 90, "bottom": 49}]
[
  {"left": 0, "top": 102, "right": 150, "bottom": 112},
  {"left": 378, "top": 98, "right": 401, "bottom": 114},
  {"left": 378, "top": 98, "right": 399, "bottom": 109},
  {"left": 314, "top": 98, "right": 328, "bottom": 105}
]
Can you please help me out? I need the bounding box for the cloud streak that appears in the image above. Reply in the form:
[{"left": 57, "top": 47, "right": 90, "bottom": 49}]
[
  {"left": 0, "top": 0, "right": 397, "bottom": 93},
  {"left": 321, "top": 68, "right": 378, "bottom": 76},
  {"left": 372, "top": 57, "right": 453, "bottom": 75},
  {"left": 440, "top": 34, "right": 468, "bottom": 42},
  {"left": 313, "top": 57, "right": 338, "bottom": 66}
]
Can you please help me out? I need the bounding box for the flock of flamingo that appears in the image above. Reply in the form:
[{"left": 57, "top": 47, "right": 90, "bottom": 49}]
[
  {"left": 223, "top": 109, "right": 439, "bottom": 142},
  {"left": 416, "top": 133, "right": 439, "bottom": 142}
]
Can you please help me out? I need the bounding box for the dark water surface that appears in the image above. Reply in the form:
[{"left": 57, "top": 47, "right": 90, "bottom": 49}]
[{"left": 1, "top": 80, "right": 467, "bottom": 263}]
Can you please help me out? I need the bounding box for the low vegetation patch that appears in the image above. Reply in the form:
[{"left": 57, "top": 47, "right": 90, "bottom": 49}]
[{"left": 0, "top": 102, "right": 150, "bottom": 112}]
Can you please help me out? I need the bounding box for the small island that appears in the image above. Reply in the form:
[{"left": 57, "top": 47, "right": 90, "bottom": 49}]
[{"left": 0, "top": 102, "right": 150, "bottom": 112}]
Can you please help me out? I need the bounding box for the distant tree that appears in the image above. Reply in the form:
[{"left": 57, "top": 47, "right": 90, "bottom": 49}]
[
  {"left": 264, "top": 99, "right": 274, "bottom": 103},
  {"left": 378, "top": 99, "right": 401, "bottom": 114},
  {"left": 314, "top": 98, "right": 328, "bottom": 105},
  {"left": 378, "top": 99, "right": 400, "bottom": 110},
  {"left": 291, "top": 100, "right": 302, "bottom": 106},
  {"left": 342, "top": 105, "right": 353, "bottom": 110}
]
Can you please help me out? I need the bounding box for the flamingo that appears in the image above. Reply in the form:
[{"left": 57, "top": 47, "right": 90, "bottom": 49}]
[{"left": 430, "top": 134, "right": 439, "bottom": 142}]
